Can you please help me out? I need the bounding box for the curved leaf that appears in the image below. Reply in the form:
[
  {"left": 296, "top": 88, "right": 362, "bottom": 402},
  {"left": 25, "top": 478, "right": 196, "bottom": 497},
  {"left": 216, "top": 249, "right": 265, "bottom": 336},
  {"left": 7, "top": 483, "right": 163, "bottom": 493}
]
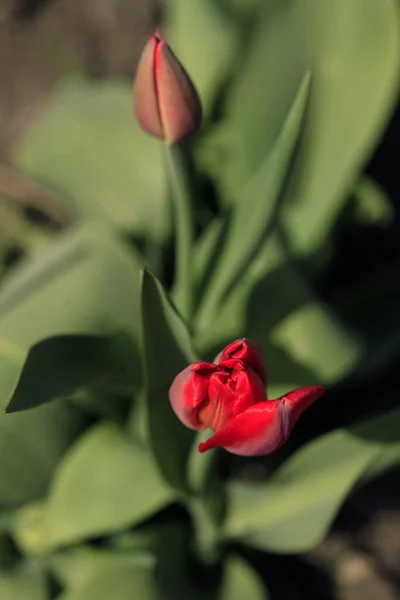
[
  {"left": 223, "top": 0, "right": 400, "bottom": 252},
  {"left": 225, "top": 409, "right": 400, "bottom": 553},
  {"left": 14, "top": 79, "right": 169, "bottom": 242},
  {"left": 0, "top": 223, "right": 141, "bottom": 409},
  {"left": 56, "top": 562, "right": 156, "bottom": 600},
  {"left": 41, "top": 423, "right": 174, "bottom": 547},
  {"left": 5, "top": 334, "right": 138, "bottom": 413},
  {"left": 0, "top": 402, "right": 86, "bottom": 508},
  {"left": 221, "top": 555, "right": 266, "bottom": 600},
  {"left": 141, "top": 268, "right": 196, "bottom": 492},
  {"left": 196, "top": 72, "right": 311, "bottom": 332}
]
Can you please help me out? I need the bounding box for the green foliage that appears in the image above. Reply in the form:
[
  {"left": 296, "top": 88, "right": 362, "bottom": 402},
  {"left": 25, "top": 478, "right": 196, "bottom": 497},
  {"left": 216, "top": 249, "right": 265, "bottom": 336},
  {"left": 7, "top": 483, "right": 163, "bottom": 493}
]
[
  {"left": 0, "top": 223, "right": 142, "bottom": 409},
  {"left": 33, "top": 423, "right": 173, "bottom": 547},
  {"left": 221, "top": 556, "right": 266, "bottom": 600},
  {"left": 1, "top": 0, "right": 400, "bottom": 598},
  {"left": 14, "top": 81, "right": 169, "bottom": 243},
  {"left": 0, "top": 403, "right": 86, "bottom": 508},
  {"left": 56, "top": 562, "right": 156, "bottom": 600},
  {"left": 225, "top": 409, "right": 400, "bottom": 553},
  {"left": 0, "top": 565, "right": 48, "bottom": 600},
  {"left": 141, "top": 269, "right": 196, "bottom": 493}
]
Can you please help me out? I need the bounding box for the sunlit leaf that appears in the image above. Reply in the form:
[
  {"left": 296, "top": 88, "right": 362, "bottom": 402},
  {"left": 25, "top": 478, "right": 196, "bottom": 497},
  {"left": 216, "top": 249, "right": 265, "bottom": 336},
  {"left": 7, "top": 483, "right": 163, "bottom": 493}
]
[
  {"left": 0, "top": 223, "right": 141, "bottom": 409},
  {"left": 14, "top": 79, "right": 169, "bottom": 242},
  {"left": 42, "top": 423, "right": 174, "bottom": 546},
  {"left": 221, "top": 0, "right": 400, "bottom": 255},
  {"left": 0, "top": 402, "right": 86, "bottom": 508},
  {"left": 56, "top": 562, "right": 156, "bottom": 600}
]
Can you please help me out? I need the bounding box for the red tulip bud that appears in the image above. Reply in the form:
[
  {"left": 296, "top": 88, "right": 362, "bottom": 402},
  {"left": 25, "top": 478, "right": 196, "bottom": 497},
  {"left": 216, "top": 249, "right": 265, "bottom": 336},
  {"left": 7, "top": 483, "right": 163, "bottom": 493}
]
[
  {"left": 169, "top": 338, "right": 325, "bottom": 456},
  {"left": 133, "top": 29, "right": 202, "bottom": 144}
]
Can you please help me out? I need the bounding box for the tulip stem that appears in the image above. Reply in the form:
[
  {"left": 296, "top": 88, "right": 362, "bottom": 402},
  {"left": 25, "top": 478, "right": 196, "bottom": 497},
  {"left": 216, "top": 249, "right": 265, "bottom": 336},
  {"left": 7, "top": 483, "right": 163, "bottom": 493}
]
[{"left": 165, "top": 142, "right": 196, "bottom": 323}]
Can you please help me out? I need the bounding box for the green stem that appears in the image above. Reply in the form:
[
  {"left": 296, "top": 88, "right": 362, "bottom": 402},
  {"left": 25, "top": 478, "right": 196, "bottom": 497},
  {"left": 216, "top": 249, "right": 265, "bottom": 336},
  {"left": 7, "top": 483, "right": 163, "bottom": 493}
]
[{"left": 165, "top": 143, "right": 196, "bottom": 323}]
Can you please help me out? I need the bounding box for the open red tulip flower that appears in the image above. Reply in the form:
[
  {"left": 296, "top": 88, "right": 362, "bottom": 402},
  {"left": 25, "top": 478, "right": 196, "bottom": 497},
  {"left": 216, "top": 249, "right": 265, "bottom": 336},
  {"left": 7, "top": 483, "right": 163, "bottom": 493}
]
[
  {"left": 133, "top": 29, "right": 202, "bottom": 144},
  {"left": 169, "top": 339, "right": 325, "bottom": 456}
]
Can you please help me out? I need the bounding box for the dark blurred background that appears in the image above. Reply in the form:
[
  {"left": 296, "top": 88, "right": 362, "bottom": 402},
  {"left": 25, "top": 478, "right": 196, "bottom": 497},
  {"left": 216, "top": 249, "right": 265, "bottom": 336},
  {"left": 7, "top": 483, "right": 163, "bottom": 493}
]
[{"left": 1, "top": 1, "right": 399, "bottom": 599}]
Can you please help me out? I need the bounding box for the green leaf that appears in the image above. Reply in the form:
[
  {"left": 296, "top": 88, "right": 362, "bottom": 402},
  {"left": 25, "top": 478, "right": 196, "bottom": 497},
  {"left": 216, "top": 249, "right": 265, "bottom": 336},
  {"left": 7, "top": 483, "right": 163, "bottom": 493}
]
[
  {"left": 195, "top": 72, "right": 311, "bottom": 332},
  {"left": 352, "top": 176, "right": 394, "bottom": 226},
  {"left": 40, "top": 423, "right": 174, "bottom": 547},
  {"left": 0, "top": 565, "right": 48, "bottom": 600},
  {"left": 141, "top": 268, "right": 196, "bottom": 492},
  {"left": 49, "top": 547, "right": 155, "bottom": 591},
  {"left": 56, "top": 562, "right": 156, "bottom": 600},
  {"left": 5, "top": 333, "right": 138, "bottom": 413},
  {"left": 14, "top": 79, "right": 169, "bottom": 242},
  {"left": 165, "top": 0, "right": 237, "bottom": 115},
  {"left": 196, "top": 235, "right": 362, "bottom": 385},
  {"left": 225, "top": 409, "right": 400, "bottom": 553},
  {"left": 193, "top": 218, "right": 226, "bottom": 294},
  {"left": 223, "top": 0, "right": 400, "bottom": 252},
  {"left": 0, "top": 402, "right": 86, "bottom": 508},
  {"left": 271, "top": 300, "right": 362, "bottom": 384},
  {"left": 0, "top": 223, "right": 141, "bottom": 409},
  {"left": 221, "top": 556, "right": 266, "bottom": 600}
]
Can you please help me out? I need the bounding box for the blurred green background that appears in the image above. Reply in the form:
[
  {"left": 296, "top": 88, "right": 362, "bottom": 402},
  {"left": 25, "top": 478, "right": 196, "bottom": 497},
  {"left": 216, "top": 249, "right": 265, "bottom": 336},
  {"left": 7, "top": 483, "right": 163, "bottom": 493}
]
[{"left": 1, "top": 1, "right": 400, "bottom": 599}]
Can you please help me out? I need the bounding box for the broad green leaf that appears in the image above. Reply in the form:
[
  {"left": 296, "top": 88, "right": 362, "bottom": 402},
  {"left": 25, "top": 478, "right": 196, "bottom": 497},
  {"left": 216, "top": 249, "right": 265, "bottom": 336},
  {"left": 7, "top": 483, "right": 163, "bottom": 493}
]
[
  {"left": 352, "top": 176, "right": 394, "bottom": 226},
  {"left": 141, "top": 269, "right": 196, "bottom": 492},
  {"left": 165, "top": 0, "right": 237, "bottom": 115},
  {"left": 222, "top": 0, "right": 400, "bottom": 254},
  {"left": 5, "top": 333, "right": 138, "bottom": 413},
  {"left": 221, "top": 556, "right": 266, "bottom": 600},
  {"left": 56, "top": 562, "right": 156, "bottom": 600},
  {"left": 0, "top": 223, "right": 141, "bottom": 408},
  {"left": 195, "top": 72, "right": 311, "bottom": 332},
  {"left": 49, "top": 547, "right": 155, "bottom": 591},
  {"left": 14, "top": 79, "right": 169, "bottom": 241},
  {"left": 271, "top": 301, "right": 362, "bottom": 384},
  {"left": 0, "top": 402, "right": 86, "bottom": 508},
  {"left": 0, "top": 565, "right": 48, "bottom": 600},
  {"left": 225, "top": 409, "right": 400, "bottom": 553},
  {"left": 41, "top": 423, "right": 173, "bottom": 546}
]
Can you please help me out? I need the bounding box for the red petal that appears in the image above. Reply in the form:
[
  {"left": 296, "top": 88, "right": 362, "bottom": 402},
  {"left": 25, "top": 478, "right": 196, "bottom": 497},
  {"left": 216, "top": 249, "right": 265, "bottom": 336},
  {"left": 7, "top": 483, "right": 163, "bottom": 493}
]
[
  {"left": 198, "top": 385, "right": 326, "bottom": 456},
  {"left": 197, "top": 363, "right": 266, "bottom": 432},
  {"left": 217, "top": 338, "right": 267, "bottom": 387},
  {"left": 230, "top": 362, "right": 267, "bottom": 416},
  {"left": 280, "top": 385, "right": 326, "bottom": 432},
  {"left": 169, "top": 362, "right": 217, "bottom": 429},
  {"left": 198, "top": 400, "right": 282, "bottom": 456},
  {"left": 133, "top": 35, "right": 163, "bottom": 139},
  {"left": 156, "top": 41, "right": 202, "bottom": 144}
]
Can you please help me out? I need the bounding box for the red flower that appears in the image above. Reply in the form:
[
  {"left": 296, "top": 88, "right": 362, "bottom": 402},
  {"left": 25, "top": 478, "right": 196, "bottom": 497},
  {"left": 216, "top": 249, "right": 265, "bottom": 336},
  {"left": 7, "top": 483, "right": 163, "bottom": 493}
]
[
  {"left": 169, "top": 339, "right": 325, "bottom": 456},
  {"left": 133, "top": 29, "right": 202, "bottom": 144}
]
